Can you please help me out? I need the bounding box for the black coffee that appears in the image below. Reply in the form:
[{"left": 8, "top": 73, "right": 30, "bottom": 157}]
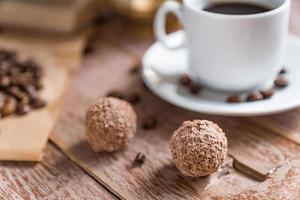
[{"left": 203, "top": 2, "right": 271, "bottom": 15}]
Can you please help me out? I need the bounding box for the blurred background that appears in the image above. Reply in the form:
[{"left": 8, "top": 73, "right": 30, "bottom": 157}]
[{"left": 0, "top": 0, "right": 180, "bottom": 33}]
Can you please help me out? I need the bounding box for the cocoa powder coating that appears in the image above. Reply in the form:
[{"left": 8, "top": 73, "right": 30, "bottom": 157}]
[
  {"left": 85, "top": 97, "right": 137, "bottom": 152},
  {"left": 170, "top": 120, "right": 227, "bottom": 177}
]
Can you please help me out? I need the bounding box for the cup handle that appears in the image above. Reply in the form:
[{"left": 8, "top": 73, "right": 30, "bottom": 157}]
[{"left": 154, "top": 1, "right": 184, "bottom": 50}]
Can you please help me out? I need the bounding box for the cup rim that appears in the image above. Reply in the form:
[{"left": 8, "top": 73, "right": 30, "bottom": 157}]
[{"left": 183, "top": 0, "right": 290, "bottom": 18}]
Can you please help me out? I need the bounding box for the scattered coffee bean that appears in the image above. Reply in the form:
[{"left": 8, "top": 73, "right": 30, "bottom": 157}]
[
  {"left": 106, "top": 90, "right": 125, "bottom": 99},
  {"left": 246, "top": 92, "right": 263, "bottom": 102},
  {"left": 189, "top": 84, "right": 202, "bottom": 95},
  {"left": 127, "top": 93, "right": 141, "bottom": 105},
  {"left": 16, "top": 103, "right": 30, "bottom": 115},
  {"left": 31, "top": 97, "right": 47, "bottom": 109},
  {"left": 83, "top": 45, "right": 95, "bottom": 55},
  {"left": 179, "top": 74, "right": 192, "bottom": 87},
  {"left": 1, "top": 97, "right": 17, "bottom": 116},
  {"left": 129, "top": 64, "right": 140, "bottom": 74},
  {"left": 274, "top": 76, "right": 289, "bottom": 88},
  {"left": 93, "top": 9, "right": 115, "bottom": 26},
  {"left": 33, "top": 80, "right": 43, "bottom": 90},
  {"left": 142, "top": 116, "right": 157, "bottom": 130},
  {"left": 260, "top": 89, "right": 274, "bottom": 99},
  {"left": 9, "top": 86, "right": 26, "bottom": 100},
  {"left": 0, "top": 50, "right": 16, "bottom": 61},
  {"left": 133, "top": 152, "right": 146, "bottom": 166},
  {"left": 227, "top": 95, "right": 243, "bottom": 103},
  {"left": 279, "top": 67, "right": 287, "bottom": 74},
  {"left": 0, "top": 76, "right": 10, "bottom": 87},
  {"left": 22, "top": 85, "right": 38, "bottom": 100},
  {"left": 0, "top": 93, "right": 5, "bottom": 108}
]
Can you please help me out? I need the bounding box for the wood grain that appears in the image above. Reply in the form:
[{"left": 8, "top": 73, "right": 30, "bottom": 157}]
[
  {"left": 51, "top": 34, "right": 300, "bottom": 199},
  {"left": 0, "top": 143, "right": 117, "bottom": 200},
  {"left": 249, "top": 0, "right": 300, "bottom": 146}
]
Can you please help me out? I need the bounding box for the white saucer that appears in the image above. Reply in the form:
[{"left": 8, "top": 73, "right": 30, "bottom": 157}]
[{"left": 142, "top": 31, "right": 300, "bottom": 116}]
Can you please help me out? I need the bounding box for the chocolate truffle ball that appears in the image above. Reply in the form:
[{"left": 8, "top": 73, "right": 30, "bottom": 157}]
[
  {"left": 170, "top": 120, "right": 227, "bottom": 177},
  {"left": 85, "top": 97, "right": 137, "bottom": 152}
]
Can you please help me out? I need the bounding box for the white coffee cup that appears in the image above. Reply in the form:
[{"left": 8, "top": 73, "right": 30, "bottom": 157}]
[{"left": 154, "top": 0, "right": 290, "bottom": 92}]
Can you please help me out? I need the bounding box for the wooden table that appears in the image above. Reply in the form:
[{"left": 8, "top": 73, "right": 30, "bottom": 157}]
[{"left": 1, "top": 1, "right": 300, "bottom": 199}]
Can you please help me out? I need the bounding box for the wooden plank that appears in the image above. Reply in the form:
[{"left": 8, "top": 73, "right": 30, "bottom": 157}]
[
  {"left": 251, "top": 110, "right": 300, "bottom": 145},
  {"left": 0, "top": 143, "right": 117, "bottom": 200},
  {"left": 248, "top": 0, "right": 300, "bottom": 147},
  {"left": 50, "top": 1, "right": 300, "bottom": 198},
  {"left": 50, "top": 38, "right": 300, "bottom": 199}
]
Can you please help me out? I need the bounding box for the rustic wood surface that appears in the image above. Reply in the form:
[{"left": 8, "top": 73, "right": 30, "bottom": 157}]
[
  {"left": 50, "top": 3, "right": 300, "bottom": 198},
  {"left": 0, "top": 143, "right": 116, "bottom": 200},
  {"left": 1, "top": 0, "right": 300, "bottom": 199}
]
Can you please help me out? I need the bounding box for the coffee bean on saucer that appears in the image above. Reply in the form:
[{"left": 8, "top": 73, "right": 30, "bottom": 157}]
[
  {"left": 179, "top": 74, "right": 192, "bottom": 87},
  {"left": 246, "top": 92, "right": 263, "bottom": 102},
  {"left": 133, "top": 152, "right": 146, "bottom": 166},
  {"left": 227, "top": 95, "right": 243, "bottom": 103},
  {"left": 260, "top": 89, "right": 274, "bottom": 99},
  {"left": 274, "top": 76, "right": 289, "bottom": 88},
  {"left": 279, "top": 67, "right": 287, "bottom": 75},
  {"left": 189, "top": 84, "right": 202, "bottom": 95},
  {"left": 142, "top": 116, "right": 157, "bottom": 130}
]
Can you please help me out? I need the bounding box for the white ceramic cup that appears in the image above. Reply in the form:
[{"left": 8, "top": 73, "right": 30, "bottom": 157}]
[{"left": 154, "top": 0, "right": 290, "bottom": 92}]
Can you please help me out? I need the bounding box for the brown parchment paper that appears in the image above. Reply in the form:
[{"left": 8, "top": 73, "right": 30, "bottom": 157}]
[{"left": 0, "top": 30, "right": 87, "bottom": 161}]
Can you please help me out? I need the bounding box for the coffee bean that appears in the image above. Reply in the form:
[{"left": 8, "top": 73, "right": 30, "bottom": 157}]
[
  {"left": 133, "top": 152, "right": 146, "bottom": 166},
  {"left": 33, "top": 68, "right": 43, "bottom": 79},
  {"left": 93, "top": 9, "right": 115, "bottom": 26},
  {"left": 227, "top": 95, "right": 243, "bottom": 103},
  {"left": 246, "top": 92, "right": 263, "bottom": 102},
  {"left": 129, "top": 64, "right": 140, "bottom": 74},
  {"left": 33, "top": 80, "right": 43, "bottom": 90},
  {"left": 16, "top": 103, "right": 30, "bottom": 115},
  {"left": 0, "top": 50, "right": 16, "bottom": 61},
  {"left": 1, "top": 97, "right": 17, "bottom": 116},
  {"left": 0, "top": 61, "right": 12, "bottom": 73},
  {"left": 0, "top": 76, "right": 10, "bottom": 87},
  {"left": 142, "top": 116, "right": 157, "bottom": 130},
  {"left": 22, "top": 85, "right": 38, "bottom": 100},
  {"left": 31, "top": 97, "right": 47, "bottom": 109},
  {"left": 274, "top": 76, "right": 288, "bottom": 88},
  {"left": 20, "top": 95, "right": 30, "bottom": 105},
  {"left": 83, "top": 44, "right": 95, "bottom": 55},
  {"left": 279, "top": 67, "right": 287, "bottom": 74},
  {"left": 127, "top": 93, "right": 141, "bottom": 105},
  {"left": 9, "top": 86, "right": 26, "bottom": 100},
  {"left": 189, "top": 84, "right": 202, "bottom": 95},
  {"left": 106, "top": 90, "right": 125, "bottom": 99},
  {"left": 0, "top": 93, "right": 5, "bottom": 109},
  {"left": 260, "top": 89, "right": 274, "bottom": 99},
  {"left": 179, "top": 74, "right": 192, "bottom": 87}
]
